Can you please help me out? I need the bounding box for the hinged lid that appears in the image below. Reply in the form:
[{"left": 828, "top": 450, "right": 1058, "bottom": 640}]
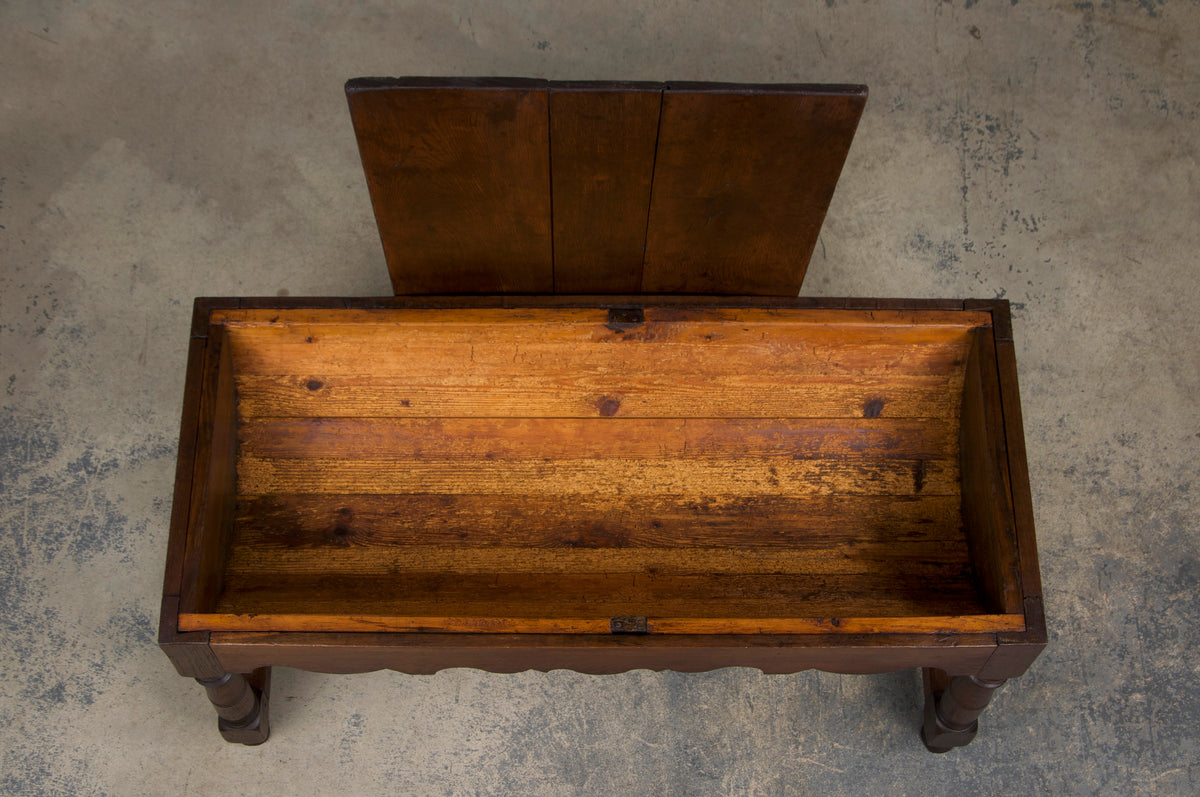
[{"left": 346, "top": 77, "right": 867, "bottom": 296}]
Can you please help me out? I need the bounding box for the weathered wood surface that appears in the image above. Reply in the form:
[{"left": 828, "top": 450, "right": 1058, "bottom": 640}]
[{"left": 162, "top": 304, "right": 1030, "bottom": 638}]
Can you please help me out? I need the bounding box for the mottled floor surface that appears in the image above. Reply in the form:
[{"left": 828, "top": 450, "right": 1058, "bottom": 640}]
[{"left": 2, "top": 2, "right": 1198, "bottom": 795}]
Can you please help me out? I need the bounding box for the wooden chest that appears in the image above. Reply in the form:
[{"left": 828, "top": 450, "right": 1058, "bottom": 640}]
[{"left": 159, "top": 80, "right": 1045, "bottom": 752}]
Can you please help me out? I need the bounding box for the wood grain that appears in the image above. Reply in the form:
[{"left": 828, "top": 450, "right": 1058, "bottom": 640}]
[
  {"left": 346, "top": 78, "right": 553, "bottom": 293},
  {"left": 237, "top": 456, "right": 957, "bottom": 497},
  {"left": 641, "top": 84, "right": 867, "bottom": 294},
  {"left": 233, "top": 374, "right": 961, "bottom": 420},
  {"left": 179, "top": 327, "right": 238, "bottom": 614},
  {"left": 549, "top": 83, "right": 662, "bottom": 292},
  {"left": 346, "top": 80, "right": 865, "bottom": 296},
  {"left": 211, "top": 306, "right": 990, "bottom": 327},
  {"left": 223, "top": 542, "right": 973, "bottom": 578},
  {"left": 959, "top": 328, "right": 1023, "bottom": 614},
  {"left": 182, "top": 613, "right": 1023, "bottom": 635},
  {"left": 208, "top": 570, "right": 988, "bottom": 620},
  {"left": 168, "top": 302, "right": 1038, "bottom": 647},
  {"left": 238, "top": 417, "right": 955, "bottom": 460},
  {"left": 232, "top": 493, "right": 964, "bottom": 550}
]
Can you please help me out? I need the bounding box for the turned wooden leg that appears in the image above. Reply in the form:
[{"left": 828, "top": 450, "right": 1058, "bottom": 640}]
[
  {"left": 196, "top": 667, "right": 271, "bottom": 745},
  {"left": 921, "top": 668, "right": 1006, "bottom": 753}
]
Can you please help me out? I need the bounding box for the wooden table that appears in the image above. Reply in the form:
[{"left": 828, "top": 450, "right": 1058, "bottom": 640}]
[{"left": 159, "top": 294, "right": 1044, "bottom": 751}]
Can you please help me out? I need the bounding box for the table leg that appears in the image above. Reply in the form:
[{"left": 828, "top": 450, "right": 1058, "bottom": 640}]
[
  {"left": 195, "top": 667, "right": 271, "bottom": 745},
  {"left": 920, "top": 667, "right": 1006, "bottom": 753}
]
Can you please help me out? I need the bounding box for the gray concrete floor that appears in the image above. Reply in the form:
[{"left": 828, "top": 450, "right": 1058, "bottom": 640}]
[{"left": 2, "top": 1, "right": 1198, "bottom": 794}]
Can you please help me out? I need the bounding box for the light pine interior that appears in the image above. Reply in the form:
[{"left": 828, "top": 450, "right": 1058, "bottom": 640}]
[{"left": 184, "top": 307, "right": 1020, "bottom": 634}]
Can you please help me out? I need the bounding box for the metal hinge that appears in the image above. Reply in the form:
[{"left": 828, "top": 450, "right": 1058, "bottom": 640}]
[
  {"left": 609, "top": 616, "right": 649, "bottom": 634},
  {"left": 606, "top": 307, "right": 645, "bottom": 330}
]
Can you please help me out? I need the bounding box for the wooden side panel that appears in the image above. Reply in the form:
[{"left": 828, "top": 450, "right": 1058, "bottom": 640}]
[
  {"left": 959, "top": 328, "right": 1023, "bottom": 614},
  {"left": 178, "top": 326, "right": 239, "bottom": 613},
  {"left": 549, "top": 83, "right": 663, "bottom": 292},
  {"left": 346, "top": 78, "right": 553, "bottom": 294},
  {"left": 186, "top": 613, "right": 1021, "bottom": 636},
  {"left": 642, "top": 84, "right": 867, "bottom": 295},
  {"left": 161, "top": 332, "right": 208, "bottom": 599},
  {"left": 209, "top": 630, "right": 1000, "bottom": 676}
]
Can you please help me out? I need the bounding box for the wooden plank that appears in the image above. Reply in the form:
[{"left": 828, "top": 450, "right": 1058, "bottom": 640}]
[
  {"left": 182, "top": 613, "right": 1023, "bottom": 636},
  {"left": 641, "top": 85, "right": 867, "bottom": 294},
  {"left": 995, "top": 338, "right": 1044, "bottom": 602},
  {"left": 178, "top": 327, "right": 238, "bottom": 613},
  {"left": 234, "top": 374, "right": 961, "bottom": 420},
  {"left": 210, "top": 306, "right": 992, "bottom": 330},
  {"left": 225, "top": 330, "right": 972, "bottom": 381},
  {"left": 207, "top": 629, "right": 1000, "bottom": 677},
  {"left": 549, "top": 83, "right": 662, "bottom": 292},
  {"left": 162, "top": 334, "right": 208, "bottom": 598},
  {"left": 959, "top": 329, "right": 1023, "bottom": 614},
  {"left": 203, "top": 296, "right": 978, "bottom": 313},
  {"left": 217, "top": 307, "right": 982, "bottom": 419},
  {"left": 222, "top": 543, "right": 974, "bottom": 578},
  {"left": 232, "top": 493, "right": 964, "bottom": 550},
  {"left": 237, "top": 456, "right": 958, "bottom": 497},
  {"left": 345, "top": 78, "right": 553, "bottom": 293},
  {"left": 238, "top": 417, "right": 956, "bottom": 461},
  {"left": 208, "top": 571, "right": 987, "bottom": 619}
]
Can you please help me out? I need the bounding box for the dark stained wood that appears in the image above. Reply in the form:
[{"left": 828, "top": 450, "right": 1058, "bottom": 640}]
[
  {"left": 346, "top": 78, "right": 554, "bottom": 293},
  {"left": 199, "top": 295, "right": 975, "bottom": 313},
  {"left": 207, "top": 630, "right": 1001, "bottom": 677},
  {"left": 641, "top": 84, "right": 867, "bottom": 294},
  {"left": 204, "top": 569, "right": 988, "bottom": 626},
  {"left": 184, "top": 613, "right": 1022, "bottom": 636},
  {"left": 980, "top": 596, "right": 1047, "bottom": 680},
  {"left": 158, "top": 596, "right": 224, "bottom": 679},
  {"left": 232, "top": 493, "right": 963, "bottom": 550},
  {"left": 965, "top": 298, "right": 1013, "bottom": 341},
  {"left": 347, "top": 80, "right": 865, "bottom": 296},
  {"left": 549, "top": 83, "right": 662, "bottom": 292},
  {"left": 197, "top": 668, "right": 271, "bottom": 745},
  {"left": 189, "top": 297, "right": 227, "bottom": 338},
  {"left": 921, "top": 668, "right": 1007, "bottom": 753},
  {"left": 178, "top": 326, "right": 239, "bottom": 614},
  {"left": 161, "top": 334, "right": 208, "bottom": 598},
  {"left": 958, "top": 328, "right": 1023, "bottom": 614},
  {"left": 995, "top": 335, "right": 1044, "bottom": 603}
]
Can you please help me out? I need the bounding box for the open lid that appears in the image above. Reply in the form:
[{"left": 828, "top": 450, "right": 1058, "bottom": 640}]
[{"left": 346, "top": 78, "right": 867, "bottom": 296}]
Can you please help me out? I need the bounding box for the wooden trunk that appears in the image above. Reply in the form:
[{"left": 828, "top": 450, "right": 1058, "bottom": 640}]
[
  {"left": 161, "top": 296, "right": 1044, "bottom": 749},
  {"left": 159, "top": 80, "right": 1045, "bottom": 751}
]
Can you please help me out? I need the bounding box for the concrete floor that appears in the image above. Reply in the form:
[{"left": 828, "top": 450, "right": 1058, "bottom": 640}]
[{"left": 2, "top": 1, "right": 1198, "bottom": 794}]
